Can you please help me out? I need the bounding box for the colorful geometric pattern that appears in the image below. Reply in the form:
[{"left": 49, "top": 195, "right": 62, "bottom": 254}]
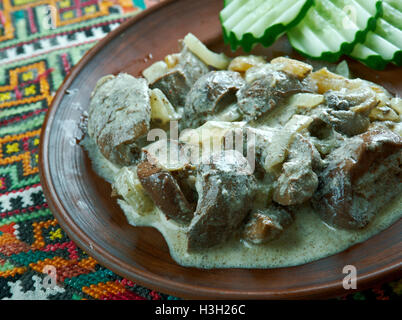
[
  {"left": 0, "top": 0, "right": 400, "bottom": 300},
  {"left": 0, "top": 0, "right": 139, "bottom": 44},
  {"left": 0, "top": 0, "right": 178, "bottom": 300}
]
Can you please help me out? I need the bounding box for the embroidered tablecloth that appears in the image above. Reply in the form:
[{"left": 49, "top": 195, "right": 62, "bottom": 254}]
[{"left": 0, "top": 0, "right": 400, "bottom": 300}]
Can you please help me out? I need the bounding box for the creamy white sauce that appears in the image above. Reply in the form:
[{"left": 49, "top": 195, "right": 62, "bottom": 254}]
[{"left": 81, "top": 135, "right": 402, "bottom": 269}]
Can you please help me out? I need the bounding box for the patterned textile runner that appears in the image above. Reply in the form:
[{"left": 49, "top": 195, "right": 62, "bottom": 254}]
[{"left": 0, "top": 0, "right": 400, "bottom": 300}]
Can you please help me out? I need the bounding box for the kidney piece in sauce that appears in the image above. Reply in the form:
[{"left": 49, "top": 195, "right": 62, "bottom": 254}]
[
  {"left": 242, "top": 204, "right": 293, "bottom": 244},
  {"left": 87, "top": 73, "right": 151, "bottom": 166},
  {"left": 149, "top": 47, "right": 210, "bottom": 109},
  {"left": 273, "top": 134, "right": 321, "bottom": 206},
  {"left": 182, "top": 70, "right": 245, "bottom": 128},
  {"left": 187, "top": 150, "right": 257, "bottom": 251},
  {"left": 137, "top": 159, "right": 195, "bottom": 224},
  {"left": 237, "top": 63, "right": 315, "bottom": 121},
  {"left": 312, "top": 126, "right": 402, "bottom": 229}
]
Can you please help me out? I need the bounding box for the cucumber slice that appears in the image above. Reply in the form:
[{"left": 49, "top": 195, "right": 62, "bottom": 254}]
[
  {"left": 287, "top": 0, "right": 382, "bottom": 62},
  {"left": 350, "top": 0, "right": 402, "bottom": 70},
  {"left": 220, "top": 0, "right": 313, "bottom": 52}
]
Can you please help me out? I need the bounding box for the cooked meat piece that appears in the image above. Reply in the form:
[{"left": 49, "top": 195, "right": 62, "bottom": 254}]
[
  {"left": 298, "top": 135, "right": 324, "bottom": 172},
  {"left": 237, "top": 64, "right": 315, "bottom": 121},
  {"left": 137, "top": 160, "right": 194, "bottom": 224},
  {"left": 312, "top": 127, "right": 402, "bottom": 229},
  {"left": 307, "top": 110, "right": 346, "bottom": 155},
  {"left": 87, "top": 73, "right": 150, "bottom": 166},
  {"left": 177, "top": 46, "right": 210, "bottom": 85},
  {"left": 183, "top": 71, "right": 245, "bottom": 128},
  {"left": 273, "top": 161, "right": 318, "bottom": 206},
  {"left": 149, "top": 70, "right": 190, "bottom": 110},
  {"left": 187, "top": 150, "right": 257, "bottom": 251},
  {"left": 171, "top": 169, "right": 198, "bottom": 206},
  {"left": 142, "top": 139, "right": 199, "bottom": 206},
  {"left": 242, "top": 204, "right": 293, "bottom": 244},
  {"left": 322, "top": 109, "right": 371, "bottom": 137},
  {"left": 273, "top": 135, "right": 320, "bottom": 206},
  {"left": 149, "top": 46, "right": 209, "bottom": 109}
]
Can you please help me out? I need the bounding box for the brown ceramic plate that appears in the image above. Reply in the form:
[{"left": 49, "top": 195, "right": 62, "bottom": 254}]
[{"left": 39, "top": 0, "right": 402, "bottom": 299}]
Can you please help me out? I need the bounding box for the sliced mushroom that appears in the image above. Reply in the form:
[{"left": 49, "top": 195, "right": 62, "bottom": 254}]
[
  {"left": 237, "top": 64, "right": 314, "bottom": 121},
  {"left": 183, "top": 71, "right": 245, "bottom": 128},
  {"left": 320, "top": 87, "right": 379, "bottom": 137},
  {"left": 187, "top": 150, "right": 257, "bottom": 251},
  {"left": 324, "top": 87, "right": 376, "bottom": 111},
  {"left": 87, "top": 73, "right": 150, "bottom": 166},
  {"left": 312, "top": 126, "right": 402, "bottom": 229},
  {"left": 322, "top": 109, "right": 371, "bottom": 137},
  {"left": 242, "top": 204, "right": 293, "bottom": 244},
  {"left": 307, "top": 116, "right": 343, "bottom": 155}
]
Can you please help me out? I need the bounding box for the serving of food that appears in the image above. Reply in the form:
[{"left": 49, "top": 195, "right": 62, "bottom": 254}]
[
  {"left": 39, "top": 0, "right": 402, "bottom": 297},
  {"left": 81, "top": 33, "right": 402, "bottom": 269}
]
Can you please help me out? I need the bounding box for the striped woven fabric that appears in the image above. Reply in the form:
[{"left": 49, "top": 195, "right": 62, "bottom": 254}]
[{"left": 0, "top": 0, "right": 400, "bottom": 300}]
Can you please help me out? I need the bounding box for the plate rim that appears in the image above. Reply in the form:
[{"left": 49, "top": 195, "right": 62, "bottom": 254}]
[{"left": 38, "top": 0, "right": 402, "bottom": 299}]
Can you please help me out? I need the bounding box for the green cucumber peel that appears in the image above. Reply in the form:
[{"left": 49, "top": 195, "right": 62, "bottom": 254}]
[
  {"left": 287, "top": 0, "right": 383, "bottom": 62},
  {"left": 220, "top": 0, "right": 314, "bottom": 52},
  {"left": 350, "top": 0, "right": 402, "bottom": 70}
]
